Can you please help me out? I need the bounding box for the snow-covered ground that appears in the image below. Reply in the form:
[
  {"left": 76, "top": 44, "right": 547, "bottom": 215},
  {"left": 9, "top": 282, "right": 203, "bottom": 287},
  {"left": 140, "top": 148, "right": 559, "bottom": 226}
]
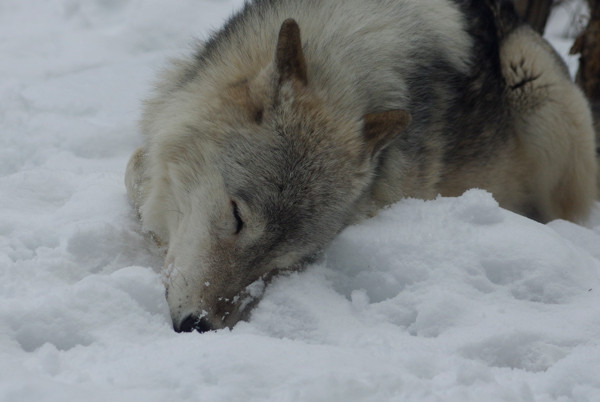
[{"left": 1, "top": 1, "right": 599, "bottom": 401}]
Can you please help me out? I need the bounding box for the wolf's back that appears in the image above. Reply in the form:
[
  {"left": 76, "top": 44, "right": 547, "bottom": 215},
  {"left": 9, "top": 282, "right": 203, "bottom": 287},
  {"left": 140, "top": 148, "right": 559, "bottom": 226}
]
[{"left": 188, "top": 0, "right": 473, "bottom": 115}]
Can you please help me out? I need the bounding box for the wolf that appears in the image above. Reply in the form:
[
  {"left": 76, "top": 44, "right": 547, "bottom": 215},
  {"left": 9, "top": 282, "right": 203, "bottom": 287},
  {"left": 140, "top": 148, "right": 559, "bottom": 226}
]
[{"left": 125, "top": 0, "right": 598, "bottom": 332}]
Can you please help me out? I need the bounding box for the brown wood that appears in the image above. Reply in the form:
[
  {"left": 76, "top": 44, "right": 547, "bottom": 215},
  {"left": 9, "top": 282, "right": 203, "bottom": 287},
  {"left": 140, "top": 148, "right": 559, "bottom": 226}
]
[
  {"left": 570, "top": 0, "right": 600, "bottom": 103},
  {"left": 514, "top": 0, "right": 554, "bottom": 34}
]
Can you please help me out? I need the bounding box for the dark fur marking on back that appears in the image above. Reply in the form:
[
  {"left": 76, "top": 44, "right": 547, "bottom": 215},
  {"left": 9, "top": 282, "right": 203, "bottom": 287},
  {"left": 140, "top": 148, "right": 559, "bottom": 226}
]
[
  {"left": 441, "top": 0, "right": 518, "bottom": 165},
  {"left": 510, "top": 74, "right": 541, "bottom": 90}
]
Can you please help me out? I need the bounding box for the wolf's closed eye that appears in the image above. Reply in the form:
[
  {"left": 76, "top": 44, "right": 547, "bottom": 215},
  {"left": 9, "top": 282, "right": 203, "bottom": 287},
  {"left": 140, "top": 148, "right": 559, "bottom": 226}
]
[{"left": 232, "top": 200, "right": 244, "bottom": 234}]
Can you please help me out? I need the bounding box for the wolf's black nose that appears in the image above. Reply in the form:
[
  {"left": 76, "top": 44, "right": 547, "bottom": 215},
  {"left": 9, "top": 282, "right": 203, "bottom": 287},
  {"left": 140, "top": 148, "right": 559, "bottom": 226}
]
[{"left": 176, "top": 315, "right": 213, "bottom": 333}]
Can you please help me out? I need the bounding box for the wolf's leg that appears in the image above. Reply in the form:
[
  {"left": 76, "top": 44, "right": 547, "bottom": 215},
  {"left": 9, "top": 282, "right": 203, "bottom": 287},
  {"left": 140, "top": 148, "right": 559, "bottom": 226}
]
[{"left": 500, "top": 27, "right": 598, "bottom": 222}]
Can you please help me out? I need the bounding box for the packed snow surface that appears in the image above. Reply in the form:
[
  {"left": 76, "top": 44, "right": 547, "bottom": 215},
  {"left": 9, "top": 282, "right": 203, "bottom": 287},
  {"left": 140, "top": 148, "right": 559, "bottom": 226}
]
[{"left": 1, "top": 1, "right": 599, "bottom": 401}]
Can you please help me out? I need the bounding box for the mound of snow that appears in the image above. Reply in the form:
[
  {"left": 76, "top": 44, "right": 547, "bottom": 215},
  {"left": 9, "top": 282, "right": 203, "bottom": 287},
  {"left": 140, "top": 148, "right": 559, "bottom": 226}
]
[{"left": 1, "top": 1, "right": 599, "bottom": 401}]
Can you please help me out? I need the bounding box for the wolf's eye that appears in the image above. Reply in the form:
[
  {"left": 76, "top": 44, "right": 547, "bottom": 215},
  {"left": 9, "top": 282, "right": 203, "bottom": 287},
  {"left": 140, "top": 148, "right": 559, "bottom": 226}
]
[{"left": 231, "top": 200, "right": 244, "bottom": 234}]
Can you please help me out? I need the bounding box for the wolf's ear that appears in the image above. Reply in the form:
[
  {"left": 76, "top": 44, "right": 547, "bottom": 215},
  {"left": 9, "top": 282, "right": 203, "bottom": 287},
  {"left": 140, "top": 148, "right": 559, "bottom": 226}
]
[
  {"left": 363, "top": 110, "right": 412, "bottom": 155},
  {"left": 275, "top": 19, "right": 308, "bottom": 85}
]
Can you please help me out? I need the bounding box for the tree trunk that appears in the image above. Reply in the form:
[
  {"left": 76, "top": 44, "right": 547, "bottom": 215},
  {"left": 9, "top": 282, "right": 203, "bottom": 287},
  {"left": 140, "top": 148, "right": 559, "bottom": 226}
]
[
  {"left": 570, "top": 0, "right": 600, "bottom": 184},
  {"left": 514, "top": 0, "right": 554, "bottom": 34},
  {"left": 571, "top": 0, "right": 600, "bottom": 103}
]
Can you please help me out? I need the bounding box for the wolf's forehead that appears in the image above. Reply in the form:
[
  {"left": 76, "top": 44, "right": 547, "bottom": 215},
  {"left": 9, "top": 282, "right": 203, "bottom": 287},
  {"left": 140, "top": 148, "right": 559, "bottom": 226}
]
[
  {"left": 223, "top": 129, "right": 324, "bottom": 171},
  {"left": 223, "top": 154, "right": 324, "bottom": 205},
  {"left": 223, "top": 136, "right": 351, "bottom": 193}
]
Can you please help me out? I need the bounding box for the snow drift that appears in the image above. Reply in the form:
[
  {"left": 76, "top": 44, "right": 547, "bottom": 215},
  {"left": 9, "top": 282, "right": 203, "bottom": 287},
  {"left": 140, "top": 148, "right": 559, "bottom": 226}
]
[{"left": 1, "top": 1, "right": 599, "bottom": 401}]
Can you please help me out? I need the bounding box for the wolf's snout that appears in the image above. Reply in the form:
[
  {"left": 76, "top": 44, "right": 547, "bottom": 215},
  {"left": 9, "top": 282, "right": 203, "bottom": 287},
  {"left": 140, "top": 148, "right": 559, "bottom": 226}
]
[{"left": 174, "top": 314, "right": 213, "bottom": 333}]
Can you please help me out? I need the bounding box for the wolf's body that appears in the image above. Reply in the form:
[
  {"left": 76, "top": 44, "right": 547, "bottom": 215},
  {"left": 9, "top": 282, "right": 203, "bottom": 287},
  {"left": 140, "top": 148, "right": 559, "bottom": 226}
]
[{"left": 126, "top": 0, "right": 598, "bottom": 332}]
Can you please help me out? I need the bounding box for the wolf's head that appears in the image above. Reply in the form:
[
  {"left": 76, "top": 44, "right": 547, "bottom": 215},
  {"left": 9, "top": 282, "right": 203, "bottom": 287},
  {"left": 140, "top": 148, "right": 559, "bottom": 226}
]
[{"left": 140, "top": 19, "right": 411, "bottom": 332}]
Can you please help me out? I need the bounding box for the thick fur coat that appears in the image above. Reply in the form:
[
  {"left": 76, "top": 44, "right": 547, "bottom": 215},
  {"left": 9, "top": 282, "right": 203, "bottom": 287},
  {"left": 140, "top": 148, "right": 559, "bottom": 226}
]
[{"left": 126, "top": 0, "right": 599, "bottom": 332}]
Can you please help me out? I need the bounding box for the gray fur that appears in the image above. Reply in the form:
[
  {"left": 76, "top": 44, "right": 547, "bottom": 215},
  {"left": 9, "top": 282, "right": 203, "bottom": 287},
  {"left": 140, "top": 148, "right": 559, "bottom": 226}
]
[{"left": 126, "top": 0, "right": 598, "bottom": 332}]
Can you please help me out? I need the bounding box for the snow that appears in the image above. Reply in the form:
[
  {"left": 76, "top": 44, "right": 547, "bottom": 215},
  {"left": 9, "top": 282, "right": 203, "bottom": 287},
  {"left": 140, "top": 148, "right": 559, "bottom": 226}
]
[{"left": 1, "top": 1, "right": 599, "bottom": 401}]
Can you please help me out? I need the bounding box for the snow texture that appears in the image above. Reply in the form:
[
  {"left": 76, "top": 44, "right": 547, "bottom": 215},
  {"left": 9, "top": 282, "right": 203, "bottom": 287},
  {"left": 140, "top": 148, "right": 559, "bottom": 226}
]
[{"left": 1, "top": 1, "right": 599, "bottom": 401}]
